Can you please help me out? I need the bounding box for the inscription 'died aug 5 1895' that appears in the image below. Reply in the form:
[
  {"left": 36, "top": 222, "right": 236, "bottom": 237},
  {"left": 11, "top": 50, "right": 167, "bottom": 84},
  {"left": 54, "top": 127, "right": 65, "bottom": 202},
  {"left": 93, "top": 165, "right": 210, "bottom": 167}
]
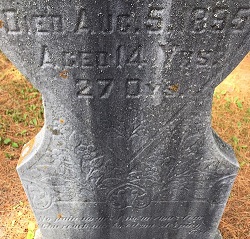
[{"left": 0, "top": 0, "right": 249, "bottom": 239}]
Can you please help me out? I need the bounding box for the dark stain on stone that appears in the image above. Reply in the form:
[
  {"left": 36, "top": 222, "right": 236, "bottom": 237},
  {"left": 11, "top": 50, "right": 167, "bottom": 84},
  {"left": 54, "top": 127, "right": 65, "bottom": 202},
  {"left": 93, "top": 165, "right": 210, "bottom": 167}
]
[
  {"left": 59, "top": 70, "right": 69, "bottom": 79},
  {"left": 169, "top": 83, "right": 179, "bottom": 92},
  {"left": 47, "top": 126, "right": 60, "bottom": 135}
]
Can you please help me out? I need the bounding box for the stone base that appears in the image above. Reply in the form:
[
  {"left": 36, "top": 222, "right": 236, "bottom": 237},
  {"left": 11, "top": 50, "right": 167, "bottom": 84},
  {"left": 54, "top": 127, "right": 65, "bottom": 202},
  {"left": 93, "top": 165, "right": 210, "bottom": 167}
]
[{"left": 34, "top": 229, "right": 43, "bottom": 239}]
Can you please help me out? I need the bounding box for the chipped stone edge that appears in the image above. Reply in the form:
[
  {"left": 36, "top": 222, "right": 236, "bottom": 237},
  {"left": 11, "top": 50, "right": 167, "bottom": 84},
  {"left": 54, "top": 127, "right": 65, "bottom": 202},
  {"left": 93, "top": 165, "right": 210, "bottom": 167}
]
[
  {"left": 215, "top": 230, "right": 223, "bottom": 239},
  {"left": 16, "top": 125, "right": 46, "bottom": 169}
]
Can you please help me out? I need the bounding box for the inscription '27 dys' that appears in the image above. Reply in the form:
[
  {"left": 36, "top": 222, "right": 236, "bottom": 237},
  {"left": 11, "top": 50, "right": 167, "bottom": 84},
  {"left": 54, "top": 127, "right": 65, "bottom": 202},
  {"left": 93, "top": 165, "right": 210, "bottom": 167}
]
[{"left": 76, "top": 79, "right": 141, "bottom": 99}]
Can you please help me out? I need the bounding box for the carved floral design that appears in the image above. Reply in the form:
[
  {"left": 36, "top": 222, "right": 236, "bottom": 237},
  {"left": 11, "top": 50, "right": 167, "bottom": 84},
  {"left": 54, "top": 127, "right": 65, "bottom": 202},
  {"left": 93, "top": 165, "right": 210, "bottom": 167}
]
[
  {"left": 24, "top": 180, "right": 52, "bottom": 210},
  {"left": 76, "top": 144, "right": 97, "bottom": 160},
  {"left": 107, "top": 184, "right": 151, "bottom": 209},
  {"left": 25, "top": 102, "right": 237, "bottom": 210}
]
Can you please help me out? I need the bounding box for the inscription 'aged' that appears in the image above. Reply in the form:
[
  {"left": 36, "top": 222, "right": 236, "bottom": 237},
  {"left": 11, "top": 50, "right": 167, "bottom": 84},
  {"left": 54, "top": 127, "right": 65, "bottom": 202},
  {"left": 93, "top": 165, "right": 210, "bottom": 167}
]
[{"left": 40, "top": 45, "right": 146, "bottom": 69}]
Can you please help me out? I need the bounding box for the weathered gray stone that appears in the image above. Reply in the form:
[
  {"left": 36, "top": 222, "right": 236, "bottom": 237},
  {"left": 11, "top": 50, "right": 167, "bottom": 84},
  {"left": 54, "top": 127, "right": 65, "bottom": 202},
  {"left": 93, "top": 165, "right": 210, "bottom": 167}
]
[
  {"left": 0, "top": 0, "right": 249, "bottom": 238},
  {"left": 215, "top": 230, "right": 223, "bottom": 239}
]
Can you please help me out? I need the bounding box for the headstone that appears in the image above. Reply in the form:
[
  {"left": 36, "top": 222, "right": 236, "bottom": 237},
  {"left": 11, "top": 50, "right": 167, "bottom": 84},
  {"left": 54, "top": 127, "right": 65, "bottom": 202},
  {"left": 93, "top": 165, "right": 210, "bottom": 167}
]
[
  {"left": 34, "top": 229, "right": 43, "bottom": 239},
  {"left": 0, "top": 1, "right": 249, "bottom": 239}
]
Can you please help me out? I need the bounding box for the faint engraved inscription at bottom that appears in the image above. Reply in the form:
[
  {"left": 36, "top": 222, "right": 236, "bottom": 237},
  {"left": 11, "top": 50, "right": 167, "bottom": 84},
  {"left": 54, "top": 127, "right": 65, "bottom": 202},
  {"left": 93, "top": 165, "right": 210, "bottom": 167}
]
[{"left": 40, "top": 215, "right": 204, "bottom": 230}]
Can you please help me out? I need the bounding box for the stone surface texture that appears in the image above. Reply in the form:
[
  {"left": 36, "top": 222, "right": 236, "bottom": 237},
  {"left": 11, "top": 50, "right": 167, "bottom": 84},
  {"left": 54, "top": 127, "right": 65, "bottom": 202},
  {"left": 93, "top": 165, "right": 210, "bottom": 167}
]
[
  {"left": 0, "top": 0, "right": 249, "bottom": 239},
  {"left": 34, "top": 229, "right": 43, "bottom": 239},
  {"left": 215, "top": 230, "right": 223, "bottom": 239}
]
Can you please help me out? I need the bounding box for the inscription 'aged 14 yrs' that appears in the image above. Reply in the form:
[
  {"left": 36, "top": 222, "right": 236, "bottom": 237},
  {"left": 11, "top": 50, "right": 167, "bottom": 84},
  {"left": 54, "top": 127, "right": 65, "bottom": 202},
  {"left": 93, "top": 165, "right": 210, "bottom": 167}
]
[{"left": 0, "top": 0, "right": 249, "bottom": 239}]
